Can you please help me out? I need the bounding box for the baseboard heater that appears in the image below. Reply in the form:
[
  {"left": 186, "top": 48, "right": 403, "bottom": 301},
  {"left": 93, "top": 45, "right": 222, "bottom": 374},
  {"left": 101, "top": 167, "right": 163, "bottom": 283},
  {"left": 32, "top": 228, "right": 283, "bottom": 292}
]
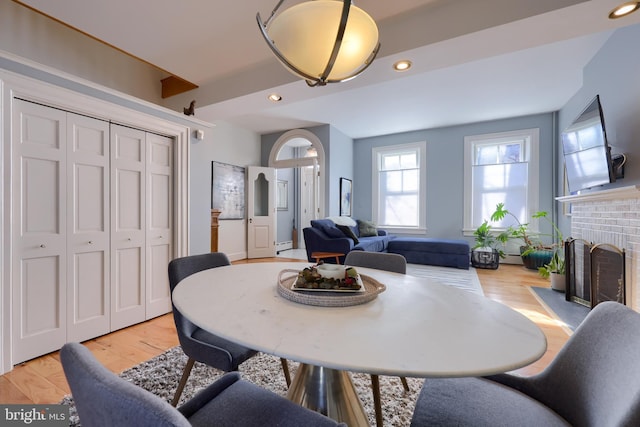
[{"left": 276, "top": 241, "right": 293, "bottom": 254}]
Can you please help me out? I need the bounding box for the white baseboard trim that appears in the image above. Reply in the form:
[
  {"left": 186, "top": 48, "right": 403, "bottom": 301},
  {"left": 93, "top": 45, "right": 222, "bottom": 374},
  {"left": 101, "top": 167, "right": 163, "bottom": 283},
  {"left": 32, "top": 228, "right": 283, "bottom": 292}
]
[{"left": 276, "top": 241, "right": 293, "bottom": 253}]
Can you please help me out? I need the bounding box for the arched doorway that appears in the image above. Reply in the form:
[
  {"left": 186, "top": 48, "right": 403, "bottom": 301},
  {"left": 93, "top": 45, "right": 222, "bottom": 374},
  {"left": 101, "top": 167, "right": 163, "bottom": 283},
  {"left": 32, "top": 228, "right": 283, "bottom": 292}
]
[{"left": 268, "top": 129, "right": 326, "bottom": 250}]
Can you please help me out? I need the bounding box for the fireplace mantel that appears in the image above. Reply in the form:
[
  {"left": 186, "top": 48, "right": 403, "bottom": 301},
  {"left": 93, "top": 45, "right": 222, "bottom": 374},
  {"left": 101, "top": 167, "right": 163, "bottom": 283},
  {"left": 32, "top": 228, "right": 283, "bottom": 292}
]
[{"left": 556, "top": 185, "right": 640, "bottom": 203}]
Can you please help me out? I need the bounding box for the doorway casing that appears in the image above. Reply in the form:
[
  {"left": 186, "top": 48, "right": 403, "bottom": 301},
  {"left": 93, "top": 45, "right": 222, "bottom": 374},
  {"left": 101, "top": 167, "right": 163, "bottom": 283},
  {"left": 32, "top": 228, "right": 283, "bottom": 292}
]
[{"left": 268, "top": 130, "right": 326, "bottom": 248}]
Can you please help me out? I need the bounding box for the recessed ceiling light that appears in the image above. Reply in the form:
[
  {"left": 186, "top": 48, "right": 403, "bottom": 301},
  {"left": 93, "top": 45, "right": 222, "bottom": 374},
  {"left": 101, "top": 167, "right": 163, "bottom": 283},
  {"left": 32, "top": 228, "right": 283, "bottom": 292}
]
[
  {"left": 393, "top": 60, "right": 412, "bottom": 72},
  {"left": 268, "top": 93, "right": 282, "bottom": 102},
  {"left": 609, "top": 1, "right": 640, "bottom": 19}
]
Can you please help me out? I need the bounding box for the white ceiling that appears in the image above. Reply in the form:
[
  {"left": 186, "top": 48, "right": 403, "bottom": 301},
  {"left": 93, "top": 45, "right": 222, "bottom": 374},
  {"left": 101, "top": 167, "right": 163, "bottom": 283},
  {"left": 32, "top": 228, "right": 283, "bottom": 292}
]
[{"left": 16, "top": 0, "right": 640, "bottom": 138}]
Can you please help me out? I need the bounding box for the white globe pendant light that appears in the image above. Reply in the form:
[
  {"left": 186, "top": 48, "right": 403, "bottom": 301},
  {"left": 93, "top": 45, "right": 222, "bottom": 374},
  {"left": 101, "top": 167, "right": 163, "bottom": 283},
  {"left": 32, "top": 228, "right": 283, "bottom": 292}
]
[{"left": 257, "top": 0, "right": 380, "bottom": 87}]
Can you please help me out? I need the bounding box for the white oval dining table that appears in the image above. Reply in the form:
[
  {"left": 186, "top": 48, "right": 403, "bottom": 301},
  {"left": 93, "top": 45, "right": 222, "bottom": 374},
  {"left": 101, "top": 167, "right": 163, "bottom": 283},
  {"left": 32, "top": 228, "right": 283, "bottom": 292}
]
[{"left": 172, "top": 261, "right": 547, "bottom": 426}]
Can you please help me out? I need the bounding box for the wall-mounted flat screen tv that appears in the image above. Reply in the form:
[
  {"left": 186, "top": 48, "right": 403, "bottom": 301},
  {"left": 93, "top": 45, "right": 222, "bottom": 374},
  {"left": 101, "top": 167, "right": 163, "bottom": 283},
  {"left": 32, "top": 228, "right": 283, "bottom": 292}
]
[{"left": 561, "top": 95, "right": 615, "bottom": 194}]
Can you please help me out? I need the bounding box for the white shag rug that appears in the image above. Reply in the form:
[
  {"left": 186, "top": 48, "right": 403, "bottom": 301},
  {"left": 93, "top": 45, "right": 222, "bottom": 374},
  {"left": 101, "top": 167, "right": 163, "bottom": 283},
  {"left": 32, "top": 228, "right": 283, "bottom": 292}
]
[{"left": 61, "top": 347, "right": 424, "bottom": 426}]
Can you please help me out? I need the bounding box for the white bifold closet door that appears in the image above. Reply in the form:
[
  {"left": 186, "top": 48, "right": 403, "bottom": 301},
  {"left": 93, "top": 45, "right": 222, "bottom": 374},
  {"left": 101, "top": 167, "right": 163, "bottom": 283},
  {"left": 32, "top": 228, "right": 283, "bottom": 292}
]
[
  {"left": 66, "top": 114, "right": 111, "bottom": 343},
  {"left": 11, "top": 100, "right": 110, "bottom": 362},
  {"left": 12, "top": 100, "right": 68, "bottom": 363},
  {"left": 11, "top": 101, "right": 173, "bottom": 364},
  {"left": 110, "top": 125, "right": 147, "bottom": 330},
  {"left": 145, "top": 133, "right": 173, "bottom": 319},
  {"left": 110, "top": 125, "right": 173, "bottom": 330}
]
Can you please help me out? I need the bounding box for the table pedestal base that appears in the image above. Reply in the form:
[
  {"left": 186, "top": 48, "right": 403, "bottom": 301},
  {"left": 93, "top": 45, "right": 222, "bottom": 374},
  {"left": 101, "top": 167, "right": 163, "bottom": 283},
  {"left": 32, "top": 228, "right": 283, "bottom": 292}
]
[{"left": 287, "top": 363, "right": 370, "bottom": 426}]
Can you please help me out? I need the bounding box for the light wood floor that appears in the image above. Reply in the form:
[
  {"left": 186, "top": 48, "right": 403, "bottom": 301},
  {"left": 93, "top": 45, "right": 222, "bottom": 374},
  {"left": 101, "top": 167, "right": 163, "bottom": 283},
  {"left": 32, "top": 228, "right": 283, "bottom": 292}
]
[{"left": 0, "top": 259, "right": 571, "bottom": 405}]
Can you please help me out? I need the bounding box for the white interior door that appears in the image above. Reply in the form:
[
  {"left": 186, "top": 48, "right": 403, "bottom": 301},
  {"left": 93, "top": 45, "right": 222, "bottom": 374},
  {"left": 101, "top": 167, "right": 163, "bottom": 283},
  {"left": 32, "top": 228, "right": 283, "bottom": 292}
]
[
  {"left": 110, "top": 124, "right": 146, "bottom": 331},
  {"left": 11, "top": 100, "right": 68, "bottom": 363},
  {"left": 145, "top": 133, "right": 173, "bottom": 319},
  {"left": 300, "top": 164, "right": 318, "bottom": 248},
  {"left": 66, "top": 113, "right": 111, "bottom": 342},
  {"left": 247, "top": 166, "right": 276, "bottom": 259}
]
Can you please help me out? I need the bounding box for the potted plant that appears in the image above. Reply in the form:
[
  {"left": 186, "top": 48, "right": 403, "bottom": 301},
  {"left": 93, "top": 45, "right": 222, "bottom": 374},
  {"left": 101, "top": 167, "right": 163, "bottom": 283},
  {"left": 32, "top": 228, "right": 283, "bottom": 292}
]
[
  {"left": 489, "top": 203, "right": 560, "bottom": 271},
  {"left": 538, "top": 249, "right": 566, "bottom": 291},
  {"left": 471, "top": 220, "right": 508, "bottom": 269},
  {"left": 534, "top": 212, "right": 566, "bottom": 291}
]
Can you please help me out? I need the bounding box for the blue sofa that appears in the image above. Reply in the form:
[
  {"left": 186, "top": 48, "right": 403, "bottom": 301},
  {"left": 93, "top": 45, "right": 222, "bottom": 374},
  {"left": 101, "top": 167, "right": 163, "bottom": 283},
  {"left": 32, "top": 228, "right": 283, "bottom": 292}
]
[
  {"left": 303, "top": 218, "right": 470, "bottom": 269},
  {"left": 303, "top": 219, "right": 393, "bottom": 264},
  {"left": 388, "top": 237, "right": 470, "bottom": 270}
]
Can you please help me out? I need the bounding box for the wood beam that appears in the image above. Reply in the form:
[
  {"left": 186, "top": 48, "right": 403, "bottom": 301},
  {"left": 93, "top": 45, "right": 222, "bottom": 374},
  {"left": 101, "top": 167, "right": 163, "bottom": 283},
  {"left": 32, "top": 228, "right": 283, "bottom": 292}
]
[{"left": 161, "top": 75, "right": 198, "bottom": 99}]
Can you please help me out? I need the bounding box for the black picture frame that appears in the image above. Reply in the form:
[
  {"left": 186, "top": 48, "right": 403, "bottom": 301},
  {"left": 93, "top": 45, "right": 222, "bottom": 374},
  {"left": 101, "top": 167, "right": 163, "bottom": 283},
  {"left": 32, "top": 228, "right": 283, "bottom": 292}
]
[{"left": 340, "top": 177, "right": 352, "bottom": 216}]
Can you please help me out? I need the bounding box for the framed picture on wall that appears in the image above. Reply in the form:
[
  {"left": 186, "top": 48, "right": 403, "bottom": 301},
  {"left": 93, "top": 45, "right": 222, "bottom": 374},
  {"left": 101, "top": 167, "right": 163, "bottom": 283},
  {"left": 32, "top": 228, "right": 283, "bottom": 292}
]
[
  {"left": 340, "top": 177, "right": 352, "bottom": 216},
  {"left": 211, "top": 161, "right": 245, "bottom": 219}
]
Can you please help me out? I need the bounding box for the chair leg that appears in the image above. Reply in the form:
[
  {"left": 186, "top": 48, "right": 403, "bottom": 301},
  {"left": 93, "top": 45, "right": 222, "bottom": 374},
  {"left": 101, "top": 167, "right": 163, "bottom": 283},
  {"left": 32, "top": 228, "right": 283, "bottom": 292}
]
[
  {"left": 171, "top": 357, "right": 196, "bottom": 407},
  {"left": 280, "top": 358, "right": 292, "bottom": 387},
  {"left": 371, "top": 374, "right": 383, "bottom": 427},
  {"left": 400, "top": 376, "right": 410, "bottom": 392}
]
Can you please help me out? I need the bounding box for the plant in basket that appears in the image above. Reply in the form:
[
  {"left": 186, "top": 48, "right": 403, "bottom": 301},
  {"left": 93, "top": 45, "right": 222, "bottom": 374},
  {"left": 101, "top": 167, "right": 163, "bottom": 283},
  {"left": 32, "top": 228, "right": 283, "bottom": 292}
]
[{"left": 471, "top": 220, "right": 508, "bottom": 269}]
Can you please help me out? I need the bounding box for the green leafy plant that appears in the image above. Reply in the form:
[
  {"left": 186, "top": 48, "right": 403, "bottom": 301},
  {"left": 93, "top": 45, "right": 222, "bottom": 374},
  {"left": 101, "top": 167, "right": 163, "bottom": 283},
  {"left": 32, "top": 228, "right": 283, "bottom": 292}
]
[
  {"left": 489, "top": 203, "right": 539, "bottom": 254},
  {"left": 538, "top": 250, "right": 565, "bottom": 278},
  {"left": 472, "top": 220, "right": 508, "bottom": 259},
  {"left": 490, "top": 203, "right": 565, "bottom": 277}
]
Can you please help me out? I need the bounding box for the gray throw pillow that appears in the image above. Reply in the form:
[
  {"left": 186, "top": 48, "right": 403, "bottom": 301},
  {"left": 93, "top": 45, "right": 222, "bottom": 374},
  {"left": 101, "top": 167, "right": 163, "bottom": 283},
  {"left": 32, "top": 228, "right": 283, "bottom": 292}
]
[
  {"left": 357, "top": 220, "right": 378, "bottom": 237},
  {"left": 337, "top": 225, "right": 359, "bottom": 244}
]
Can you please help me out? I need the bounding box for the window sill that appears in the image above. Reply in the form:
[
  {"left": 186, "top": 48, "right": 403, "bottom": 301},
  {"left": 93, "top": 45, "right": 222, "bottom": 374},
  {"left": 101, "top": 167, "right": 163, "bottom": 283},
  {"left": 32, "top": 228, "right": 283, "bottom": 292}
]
[{"left": 381, "top": 227, "right": 427, "bottom": 235}]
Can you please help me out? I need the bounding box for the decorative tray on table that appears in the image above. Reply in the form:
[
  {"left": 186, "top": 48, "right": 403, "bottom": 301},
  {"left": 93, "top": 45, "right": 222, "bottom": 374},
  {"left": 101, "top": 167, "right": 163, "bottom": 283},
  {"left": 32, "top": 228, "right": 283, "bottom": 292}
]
[{"left": 277, "top": 265, "right": 386, "bottom": 307}]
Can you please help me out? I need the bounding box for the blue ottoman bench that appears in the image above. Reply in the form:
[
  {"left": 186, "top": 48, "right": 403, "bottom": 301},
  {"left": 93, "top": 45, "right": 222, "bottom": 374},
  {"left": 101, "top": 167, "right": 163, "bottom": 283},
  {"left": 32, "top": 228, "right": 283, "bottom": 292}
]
[{"left": 388, "top": 238, "right": 470, "bottom": 269}]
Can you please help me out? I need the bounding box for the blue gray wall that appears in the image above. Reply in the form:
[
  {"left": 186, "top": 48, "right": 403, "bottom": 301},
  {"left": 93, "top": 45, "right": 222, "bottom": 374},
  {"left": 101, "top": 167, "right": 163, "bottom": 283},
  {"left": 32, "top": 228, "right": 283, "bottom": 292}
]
[
  {"left": 328, "top": 126, "right": 354, "bottom": 216},
  {"left": 556, "top": 23, "right": 640, "bottom": 234},
  {"left": 353, "top": 114, "right": 556, "bottom": 241}
]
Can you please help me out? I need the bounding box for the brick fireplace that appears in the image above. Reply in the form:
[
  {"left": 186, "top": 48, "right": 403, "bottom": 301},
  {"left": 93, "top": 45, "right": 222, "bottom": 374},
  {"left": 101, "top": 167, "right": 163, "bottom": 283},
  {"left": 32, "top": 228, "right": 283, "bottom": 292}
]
[{"left": 558, "top": 186, "right": 640, "bottom": 311}]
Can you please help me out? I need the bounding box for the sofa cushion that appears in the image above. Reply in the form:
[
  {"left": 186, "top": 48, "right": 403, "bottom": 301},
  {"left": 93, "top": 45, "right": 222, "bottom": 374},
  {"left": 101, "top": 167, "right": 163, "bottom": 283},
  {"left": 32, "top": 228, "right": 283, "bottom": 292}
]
[
  {"left": 310, "top": 219, "right": 344, "bottom": 238},
  {"left": 357, "top": 220, "right": 378, "bottom": 237},
  {"left": 388, "top": 237, "right": 470, "bottom": 269},
  {"left": 389, "top": 238, "right": 470, "bottom": 255},
  {"left": 337, "top": 225, "right": 359, "bottom": 244},
  {"left": 354, "top": 236, "right": 390, "bottom": 252}
]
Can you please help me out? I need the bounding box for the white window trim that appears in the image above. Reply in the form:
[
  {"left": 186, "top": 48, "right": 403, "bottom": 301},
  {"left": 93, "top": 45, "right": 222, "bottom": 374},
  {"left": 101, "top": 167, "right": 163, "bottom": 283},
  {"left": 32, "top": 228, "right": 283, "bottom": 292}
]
[
  {"left": 462, "top": 128, "right": 540, "bottom": 236},
  {"left": 372, "top": 141, "right": 427, "bottom": 234}
]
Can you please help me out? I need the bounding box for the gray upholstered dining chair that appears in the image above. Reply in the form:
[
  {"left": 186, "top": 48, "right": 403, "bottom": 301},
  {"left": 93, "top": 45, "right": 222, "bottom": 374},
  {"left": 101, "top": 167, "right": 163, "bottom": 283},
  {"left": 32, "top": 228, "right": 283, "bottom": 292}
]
[
  {"left": 410, "top": 301, "right": 640, "bottom": 427},
  {"left": 60, "top": 342, "right": 343, "bottom": 427},
  {"left": 344, "top": 250, "right": 409, "bottom": 427},
  {"left": 168, "top": 252, "right": 291, "bottom": 406},
  {"left": 345, "top": 251, "right": 407, "bottom": 274}
]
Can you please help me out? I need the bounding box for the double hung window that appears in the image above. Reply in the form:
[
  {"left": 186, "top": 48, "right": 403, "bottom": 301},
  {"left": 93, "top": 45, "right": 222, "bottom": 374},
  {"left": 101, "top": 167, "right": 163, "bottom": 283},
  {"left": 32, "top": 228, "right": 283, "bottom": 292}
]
[
  {"left": 372, "top": 142, "right": 426, "bottom": 232},
  {"left": 463, "top": 129, "right": 539, "bottom": 233}
]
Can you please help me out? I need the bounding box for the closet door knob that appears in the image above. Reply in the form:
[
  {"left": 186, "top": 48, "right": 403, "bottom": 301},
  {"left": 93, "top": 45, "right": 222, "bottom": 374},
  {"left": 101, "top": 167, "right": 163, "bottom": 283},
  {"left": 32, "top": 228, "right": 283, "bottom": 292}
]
[{"left": 39, "top": 244, "right": 46, "bottom": 248}]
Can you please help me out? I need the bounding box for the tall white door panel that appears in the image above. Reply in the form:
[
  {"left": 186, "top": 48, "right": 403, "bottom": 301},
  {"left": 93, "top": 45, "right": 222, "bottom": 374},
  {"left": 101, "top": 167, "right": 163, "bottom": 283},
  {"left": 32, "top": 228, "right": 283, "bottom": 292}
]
[
  {"left": 66, "top": 113, "right": 111, "bottom": 342},
  {"left": 300, "top": 163, "right": 319, "bottom": 248},
  {"left": 247, "top": 166, "right": 276, "bottom": 259},
  {"left": 145, "top": 133, "right": 173, "bottom": 319},
  {"left": 110, "top": 124, "right": 146, "bottom": 331},
  {"left": 11, "top": 100, "right": 68, "bottom": 363}
]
